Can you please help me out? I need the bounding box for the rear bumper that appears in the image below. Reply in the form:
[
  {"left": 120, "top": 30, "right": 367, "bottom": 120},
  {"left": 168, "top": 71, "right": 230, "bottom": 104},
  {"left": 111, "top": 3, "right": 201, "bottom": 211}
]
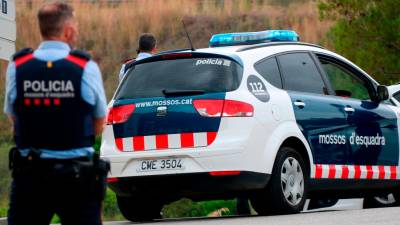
[{"left": 108, "top": 171, "right": 270, "bottom": 201}]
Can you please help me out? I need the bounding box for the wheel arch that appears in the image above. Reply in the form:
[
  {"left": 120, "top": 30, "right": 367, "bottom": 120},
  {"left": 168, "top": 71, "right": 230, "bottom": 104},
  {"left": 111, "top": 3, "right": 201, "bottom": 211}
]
[
  {"left": 262, "top": 121, "right": 314, "bottom": 176},
  {"left": 280, "top": 137, "right": 311, "bottom": 175}
]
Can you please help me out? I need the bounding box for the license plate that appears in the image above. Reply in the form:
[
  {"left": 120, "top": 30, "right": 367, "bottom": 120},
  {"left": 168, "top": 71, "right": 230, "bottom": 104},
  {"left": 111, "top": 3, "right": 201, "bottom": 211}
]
[{"left": 137, "top": 158, "right": 185, "bottom": 172}]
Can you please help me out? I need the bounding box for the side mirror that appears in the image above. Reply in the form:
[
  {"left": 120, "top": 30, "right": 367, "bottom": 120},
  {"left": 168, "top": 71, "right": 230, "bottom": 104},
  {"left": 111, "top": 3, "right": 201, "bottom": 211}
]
[{"left": 377, "top": 85, "right": 389, "bottom": 102}]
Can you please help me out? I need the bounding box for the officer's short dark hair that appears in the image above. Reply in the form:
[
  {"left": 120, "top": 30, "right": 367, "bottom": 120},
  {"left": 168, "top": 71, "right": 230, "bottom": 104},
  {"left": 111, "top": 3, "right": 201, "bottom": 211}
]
[
  {"left": 37, "top": 1, "right": 74, "bottom": 38},
  {"left": 138, "top": 33, "right": 157, "bottom": 52}
]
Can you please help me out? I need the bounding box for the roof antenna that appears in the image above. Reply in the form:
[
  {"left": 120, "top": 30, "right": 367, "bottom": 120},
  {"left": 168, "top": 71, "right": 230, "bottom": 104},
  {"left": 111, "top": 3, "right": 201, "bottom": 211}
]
[{"left": 182, "top": 20, "right": 195, "bottom": 51}]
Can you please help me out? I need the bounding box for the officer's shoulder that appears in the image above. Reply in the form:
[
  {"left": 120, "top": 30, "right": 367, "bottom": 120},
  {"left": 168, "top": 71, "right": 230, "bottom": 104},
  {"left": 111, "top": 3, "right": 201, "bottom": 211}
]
[
  {"left": 124, "top": 58, "right": 137, "bottom": 70},
  {"left": 124, "top": 58, "right": 136, "bottom": 65},
  {"left": 69, "top": 50, "right": 92, "bottom": 61},
  {"left": 12, "top": 48, "right": 34, "bottom": 61}
]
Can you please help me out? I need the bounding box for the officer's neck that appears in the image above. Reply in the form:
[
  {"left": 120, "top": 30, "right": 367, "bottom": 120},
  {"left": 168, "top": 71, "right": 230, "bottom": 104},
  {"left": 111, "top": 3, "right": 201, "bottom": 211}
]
[{"left": 42, "top": 37, "right": 73, "bottom": 49}]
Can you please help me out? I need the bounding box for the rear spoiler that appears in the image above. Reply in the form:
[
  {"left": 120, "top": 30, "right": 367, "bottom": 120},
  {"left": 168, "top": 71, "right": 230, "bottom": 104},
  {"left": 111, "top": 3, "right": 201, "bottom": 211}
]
[
  {"left": 154, "top": 48, "right": 193, "bottom": 56},
  {"left": 124, "top": 51, "right": 243, "bottom": 72}
]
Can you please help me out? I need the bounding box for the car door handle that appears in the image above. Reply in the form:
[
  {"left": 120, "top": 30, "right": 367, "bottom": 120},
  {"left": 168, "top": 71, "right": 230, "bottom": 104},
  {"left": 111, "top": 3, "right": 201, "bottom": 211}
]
[
  {"left": 344, "top": 106, "right": 355, "bottom": 113},
  {"left": 294, "top": 101, "right": 306, "bottom": 108}
]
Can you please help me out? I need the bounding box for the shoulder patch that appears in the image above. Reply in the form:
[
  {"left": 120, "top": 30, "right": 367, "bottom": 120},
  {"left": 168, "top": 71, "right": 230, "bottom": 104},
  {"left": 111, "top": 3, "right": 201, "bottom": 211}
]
[
  {"left": 69, "top": 50, "right": 91, "bottom": 61},
  {"left": 124, "top": 58, "right": 136, "bottom": 64},
  {"left": 12, "top": 48, "right": 34, "bottom": 61}
]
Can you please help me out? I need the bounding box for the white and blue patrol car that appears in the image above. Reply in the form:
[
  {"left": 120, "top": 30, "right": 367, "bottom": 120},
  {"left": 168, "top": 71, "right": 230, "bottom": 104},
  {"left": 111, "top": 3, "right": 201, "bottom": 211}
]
[
  {"left": 100, "top": 30, "right": 400, "bottom": 221},
  {"left": 305, "top": 83, "right": 400, "bottom": 211}
]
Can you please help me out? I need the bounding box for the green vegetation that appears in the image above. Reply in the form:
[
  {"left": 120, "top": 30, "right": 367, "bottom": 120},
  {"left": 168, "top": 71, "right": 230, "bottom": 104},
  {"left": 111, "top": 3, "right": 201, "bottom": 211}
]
[
  {"left": 0, "top": 142, "right": 12, "bottom": 217},
  {"left": 163, "top": 199, "right": 237, "bottom": 218},
  {"left": 318, "top": 0, "right": 400, "bottom": 84},
  {"left": 103, "top": 189, "right": 124, "bottom": 221}
]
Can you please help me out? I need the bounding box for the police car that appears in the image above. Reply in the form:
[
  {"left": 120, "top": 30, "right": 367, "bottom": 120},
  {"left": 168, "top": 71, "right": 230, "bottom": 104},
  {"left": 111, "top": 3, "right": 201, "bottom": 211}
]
[
  {"left": 306, "top": 83, "right": 400, "bottom": 211},
  {"left": 362, "top": 84, "right": 400, "bottom": 208},
  {"left": 101, "top": 30, "right": 400, "bottom": 221}
]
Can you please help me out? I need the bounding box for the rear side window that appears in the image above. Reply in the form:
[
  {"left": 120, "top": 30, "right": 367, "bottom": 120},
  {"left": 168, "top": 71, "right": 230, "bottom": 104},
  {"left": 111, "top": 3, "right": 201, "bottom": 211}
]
[
  {"left": 254, "top": 57, "right": 282, "bottom": 88},
  {"left": 115, "top": 57, "right": 243, "bottom": 99},
  {"left": 278, "top": 53, "right": 326, "bottom": 95}
]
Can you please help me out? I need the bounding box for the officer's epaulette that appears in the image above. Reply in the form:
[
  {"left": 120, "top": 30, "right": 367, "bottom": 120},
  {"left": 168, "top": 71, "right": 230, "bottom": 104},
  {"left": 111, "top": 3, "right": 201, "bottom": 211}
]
[
  {"left": 124, "top": 58, "right": 137, "bottom": 73},
  {"left": 69, "top": 50, "right": 92, "bottom": 61},
  {"left": 12, "top": 48, "right": 34, "bottom": 61}
]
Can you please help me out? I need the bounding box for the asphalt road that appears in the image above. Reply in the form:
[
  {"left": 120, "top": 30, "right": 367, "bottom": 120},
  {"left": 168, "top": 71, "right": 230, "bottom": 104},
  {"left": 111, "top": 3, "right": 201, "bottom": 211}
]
[{"left": 104, "top": 207, "right": 400, "bottom": 225}]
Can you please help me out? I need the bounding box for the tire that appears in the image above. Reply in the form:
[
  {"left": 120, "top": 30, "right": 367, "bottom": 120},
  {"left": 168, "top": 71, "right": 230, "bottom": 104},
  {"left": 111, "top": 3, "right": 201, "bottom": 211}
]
[
  {"left": 117, "top": 196, "right": 163, "bottom": 222},
  {"left": 251, "top": 146, "right": 308, "bottom": 215},
  {"left": 363, "top": 192, "right": 400, "bottom": 209}
]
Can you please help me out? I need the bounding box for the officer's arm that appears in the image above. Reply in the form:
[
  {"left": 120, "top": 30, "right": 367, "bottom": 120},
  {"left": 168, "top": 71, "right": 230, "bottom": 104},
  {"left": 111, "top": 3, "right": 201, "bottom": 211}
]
[
  {"left": 82, "top": 61, "right": 108, "bottom": 136},
  {"left": 3, "top": 62, "right": 17, "bottom": 128},
  {"left": 94, "top": 117, "right": 105, "bottom": 136},
  {"left": 91, "top": 66, "right": 107, "bottom": 136}
]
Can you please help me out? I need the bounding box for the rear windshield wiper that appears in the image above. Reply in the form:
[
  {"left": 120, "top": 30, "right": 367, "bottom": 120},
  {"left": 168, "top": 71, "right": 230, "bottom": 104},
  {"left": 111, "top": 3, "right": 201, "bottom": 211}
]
[{"left": 162, "top": 89, "right": 205, "bottom": 97}]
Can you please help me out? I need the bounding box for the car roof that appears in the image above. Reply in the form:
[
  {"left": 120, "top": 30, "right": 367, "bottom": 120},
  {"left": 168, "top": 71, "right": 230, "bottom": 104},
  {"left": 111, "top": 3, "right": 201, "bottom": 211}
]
[{"left": 197, "top": 43, "right": 324, "bottom": 59}]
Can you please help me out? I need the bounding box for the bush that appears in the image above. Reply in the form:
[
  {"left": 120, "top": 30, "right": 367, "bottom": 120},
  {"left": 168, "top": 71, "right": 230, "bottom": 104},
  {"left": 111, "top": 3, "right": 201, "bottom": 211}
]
[
  {"left": 103, "top": 189, "right": 124, "bottom": 221},
  {"left": 162, "top": 198, "right": 237, "bottom": 218},
  {"left": 0, "top": 142, "right": 12, "bottom": 217},
  {"left": 318, "top": 0, "right": 400, "bottom": 84}
]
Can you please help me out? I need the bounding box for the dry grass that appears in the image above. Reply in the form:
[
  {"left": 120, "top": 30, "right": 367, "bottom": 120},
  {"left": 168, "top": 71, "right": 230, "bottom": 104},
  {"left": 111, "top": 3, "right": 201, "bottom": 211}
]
[
  {"left": 13, "top": 0, "right": 331, "bottom": 97},
  {"left": 0, "top": 0, "right": 331, "bottom": 138}
]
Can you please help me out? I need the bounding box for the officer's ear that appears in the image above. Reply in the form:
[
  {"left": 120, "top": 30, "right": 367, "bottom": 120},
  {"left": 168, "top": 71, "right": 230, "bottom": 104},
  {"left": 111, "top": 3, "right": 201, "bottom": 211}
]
[{"left": 63, "top": 19, "right": 79, "bottom": 47}]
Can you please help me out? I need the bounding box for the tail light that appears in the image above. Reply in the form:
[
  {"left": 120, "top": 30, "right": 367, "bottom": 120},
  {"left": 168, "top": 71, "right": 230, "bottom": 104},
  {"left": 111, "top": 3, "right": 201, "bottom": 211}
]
[
  {"left": 193, "top": 99, "right": 253, "bottom": 117},
  {"left": 223, "top": 100, "right": 254, "bottom": 117},
  {"left": 107, "top": 177, "right": 119, "bottom": 183},
  {"left": 106, "top": 104, "right": 135, "bottom": 125},
  {"left": 193, "top": 100, "right": 224, "bottom": 117}
]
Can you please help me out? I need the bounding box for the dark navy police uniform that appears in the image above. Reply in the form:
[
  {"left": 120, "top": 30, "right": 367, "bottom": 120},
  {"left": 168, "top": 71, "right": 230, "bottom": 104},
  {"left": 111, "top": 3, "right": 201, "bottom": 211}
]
[{"left": 5, "top": 41, "right": 108, "bottom": 225}]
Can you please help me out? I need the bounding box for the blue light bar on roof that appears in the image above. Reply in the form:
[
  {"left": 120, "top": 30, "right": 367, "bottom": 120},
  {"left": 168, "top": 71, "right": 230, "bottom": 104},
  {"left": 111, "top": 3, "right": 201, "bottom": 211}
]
[{"left": 209, "top": 30, "right": 299, "bottom": 47}]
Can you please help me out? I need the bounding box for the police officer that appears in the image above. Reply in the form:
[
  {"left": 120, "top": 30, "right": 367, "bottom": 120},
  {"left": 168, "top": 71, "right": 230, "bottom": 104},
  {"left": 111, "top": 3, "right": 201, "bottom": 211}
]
[
  {"left": 3, "top": 2, "right": 108, "bottom": 225},
  {"left": 118, "top": 33, "right": 157, "bottom": 81}
]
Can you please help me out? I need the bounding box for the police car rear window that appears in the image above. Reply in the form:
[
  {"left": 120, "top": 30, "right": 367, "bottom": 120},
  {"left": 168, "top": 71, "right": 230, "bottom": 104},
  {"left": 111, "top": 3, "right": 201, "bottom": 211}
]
[{"left": 115, "top": 57, "right": 243, "bottom": 99}]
